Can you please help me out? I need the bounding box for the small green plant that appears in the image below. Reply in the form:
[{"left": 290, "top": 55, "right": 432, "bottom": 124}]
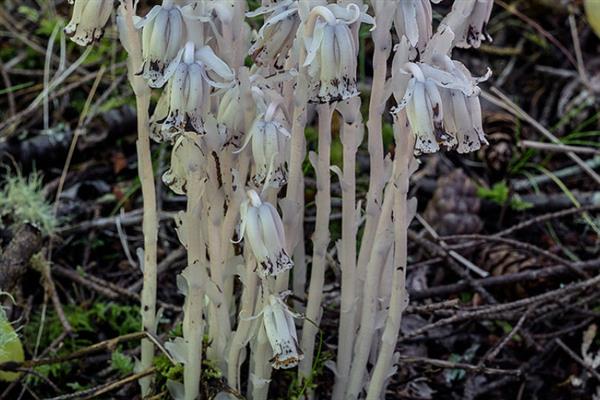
[
  {"left": 0, "top": 171, "right": 58, "bottom": 235},
  {"left": 286, "top": 332, "right": 331, "bottom": 400},
  {"left": 477, "top": 181, "right": 533, "bottom": 211},
  {"left": 23, "top": 302, "right": 141, "bottom": 384},
  {"left": 111, "top": 349, "right": 134, "bottom": 375}
]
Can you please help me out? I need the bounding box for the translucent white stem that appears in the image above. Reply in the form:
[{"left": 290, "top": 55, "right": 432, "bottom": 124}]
[
  {"left": 119, "top": 1, "right": 158, "bottom": 395},
  {"left": 356, "top": 7, "right": 394, "bottom": 294},
  {"left": 227, "top": 257, "right": 258, "bottom": 391},
  {"left": 332, "top": 101, "right": 361, "bottom": 400},
  {"left": 182, "top": 175, "right": 207, "bottom": 400},
  {"left": 346, "top": 185, "right": 395, "bottom": 399},
  {"left": 366, "top": 114, "right": 415, "bottom": 400},
  {"left": 299, "top": 103, "right": 333, "bottom": 382},
  {"left": 251, "top": 287, "right": 272, "bottom": 400},
  {"left": 282, "top": 51, "right": 308, "bottom": 252}
]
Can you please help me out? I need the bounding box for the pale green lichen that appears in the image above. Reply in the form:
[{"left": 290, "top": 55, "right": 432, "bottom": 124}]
[{"left": 0, "top": 172, "right": 58, "bottom": 235}]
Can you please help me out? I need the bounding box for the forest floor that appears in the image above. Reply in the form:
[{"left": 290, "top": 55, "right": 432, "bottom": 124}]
[{"left": 0, "top": 1, "right": 599, "bottom": 399}]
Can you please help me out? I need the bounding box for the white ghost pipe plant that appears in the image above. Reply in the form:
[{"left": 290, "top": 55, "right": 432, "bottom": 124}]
[{"left": 65, "top": 0, "right": 497, "bottom": 398}]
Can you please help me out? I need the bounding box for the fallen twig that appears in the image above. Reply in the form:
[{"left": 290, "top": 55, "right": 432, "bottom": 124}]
[
  {"left": 397, "top": 355, "right": 521, "bottom": 376},
  {"left": 405, "top": 273, "right": 600, "bottom": 338},
  {"left": 410, "top": 258, "right": 600, "bottom": 300}
]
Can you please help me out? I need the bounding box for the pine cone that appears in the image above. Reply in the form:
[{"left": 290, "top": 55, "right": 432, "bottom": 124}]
[
  {"left": 479, "top": 112, "right": 515, "bottom": 181},
  {"left": 424, "top": 169, "right": 483, "bottom": 236}
]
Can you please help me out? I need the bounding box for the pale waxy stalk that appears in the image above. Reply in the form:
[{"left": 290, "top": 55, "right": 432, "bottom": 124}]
[
  {"left": 298, "top": 103, "right": 334, "bottom": 382},
  {"left": 117, "top": 1, "right": 158, "bottom": 395}
]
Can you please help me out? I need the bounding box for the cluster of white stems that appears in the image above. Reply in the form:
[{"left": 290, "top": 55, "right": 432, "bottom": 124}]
[{"left": 67, "top": 0, "right": 493, "bottom": 399}]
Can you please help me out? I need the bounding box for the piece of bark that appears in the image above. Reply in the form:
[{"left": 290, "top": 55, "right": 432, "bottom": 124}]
[{"left": 0, "top": 224, "right": 43, "bottom": 293}]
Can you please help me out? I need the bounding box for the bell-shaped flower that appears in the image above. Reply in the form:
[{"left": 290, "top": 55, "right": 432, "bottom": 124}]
[
  {"left": 238, "top": 190, "right": 293, "bottom": 278},
  {"left": 441, "top": 0, "right": 494, "bottom": 49},
  {"left": 65, "top": 0, "right": 113, "bottom": 46},
  {"left": 431, "top": 54, "right": 491, "bottom": 153},
  {"left": 301, "top": 3, "right": 374, "bottom": 103},
  {"left": 247, "top": 0, "right": 300, "bottom": 69},
  {"left": 392, "top": 42, "right": 489, "bottom": 153},
  {"left": 235, "top": 89, "right": 290, "bottom": 188},
  {"left": 216, "top": 78, "right": 253, "bottom": 146},
  {"left": 154, "top": 41, "right": 234, "bottom": 142},
  {"left": 262, "top": 292, "right": 303, "bottom": 369},
  {"left": 136, "top": 0, "right": 202, "bottom": 87}
]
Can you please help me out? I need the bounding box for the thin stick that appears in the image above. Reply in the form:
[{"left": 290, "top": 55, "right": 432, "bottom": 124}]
[
  {"left": 0, "top": 332, "right": 147, "bottom": 370},
  {"left": 299, "top": 103, "right": 333, "bottom": 382},
  {"left": 519, "top": 140, "right": 600, "bottom": 155},
  {"left": 567, "top": 9, "right": 590, "bottom": 89},
  {"left": 409, "top": 258, "right": 600, "bottom": 300},
  {"left": 398, "top": 356, "right": 521, "bottom": 376},
  {"left": 119, "top": 1, "right": 159, "bottom": 395},
  {"left": 405, "top": 273, "right": 600, "bottom": 339},
  {"left": 556, "top": 338, "right": 600, "bottom": 381}
]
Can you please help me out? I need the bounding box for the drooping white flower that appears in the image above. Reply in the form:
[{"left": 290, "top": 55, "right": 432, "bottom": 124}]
[
  {"left": 154, "top": 41, "right": 234, "bottom": 142},
  {"left": 65, "top": 0, "right": 113, "bottom": 46},
  {"left": 216, "top": 78, "right": 253, "bottom": 146},
  {"left": 247, "top": 0, "right": 300, "bottom": 69},
  {"left": 236, "top": 89, "right": 290, "bottom": 188},
  {"left": 262, "top": 292, "right": 303, "bottom": 369},
  {"left": 431, "top": 53, "right": 491, "bottom": 153},
  {"left": 301, "top": 3, "right": 374, "bottom": 103},
  {"left": 392, "top": 37, "right": 490, "bottom": 154},
  {"left": 441, "top": 0, "right": 494, "bottom": 49},
  {"left": 136, "top": 0, "right": 202, "bottom": 87},
  {"left": 239, "top": 190, "right": 293, "bottom": 278}
]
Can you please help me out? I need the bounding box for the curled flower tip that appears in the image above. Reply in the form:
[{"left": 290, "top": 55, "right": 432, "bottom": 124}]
[
  {"left": 263, "top": 294, "right": 303, "bottom": 369},
  {"left": 239, "top": 191, "right": 293, "bottom": 278},
  {"left": 65, "top": 0, "right": 113, "bottom": 46}
]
